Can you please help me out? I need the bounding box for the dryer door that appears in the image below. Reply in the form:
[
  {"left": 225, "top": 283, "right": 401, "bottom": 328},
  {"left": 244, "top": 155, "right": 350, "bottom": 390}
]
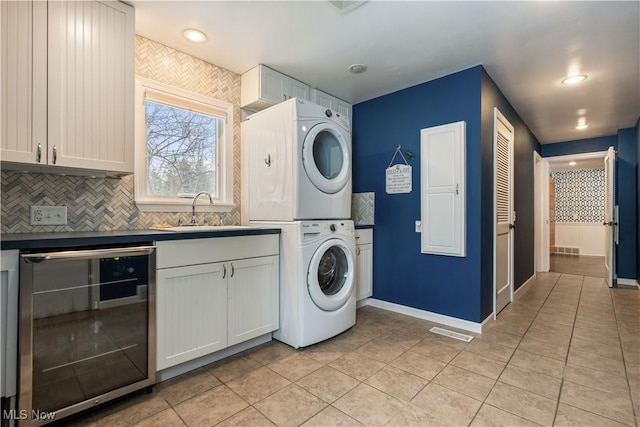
[
  {"left": 307, "top": 238, "right": 355, "bottom": 311},
  {"left": 302, "top": 123, "right": 350, "bottom": 194}
]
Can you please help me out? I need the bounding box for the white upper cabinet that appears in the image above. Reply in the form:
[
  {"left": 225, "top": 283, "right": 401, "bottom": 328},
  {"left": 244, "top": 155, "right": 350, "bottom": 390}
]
[
  {"left": 241, "top": 64, "right": 310, "bottom": 111},
  {"left": 0, "top": 1, "right": 47, "bottom": 165},
  {"left": 311, "top": 89, "right": 352, "bottom": 119},
  {"left": 1, "top": 0, "right": 135, "bottom": 174},
  {"left": 420, "top": 121, "right": 466, "bottom": 257}
]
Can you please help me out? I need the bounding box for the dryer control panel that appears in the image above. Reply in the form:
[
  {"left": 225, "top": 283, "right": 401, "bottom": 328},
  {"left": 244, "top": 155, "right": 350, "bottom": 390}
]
[
  {"left": 296, "top": 99, "right": 350, "bottom": 132},
  {"left": 301, "top": 220, "right": 355, "bottom": 240}
]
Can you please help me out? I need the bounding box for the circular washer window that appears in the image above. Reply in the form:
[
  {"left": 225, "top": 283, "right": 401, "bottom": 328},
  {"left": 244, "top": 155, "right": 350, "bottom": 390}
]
[
  {"left": 307, "top": 239, "right": 355, "bottom": 311},
  {"left": 302, "top": 123, "right": 350, "bottom": 194}
]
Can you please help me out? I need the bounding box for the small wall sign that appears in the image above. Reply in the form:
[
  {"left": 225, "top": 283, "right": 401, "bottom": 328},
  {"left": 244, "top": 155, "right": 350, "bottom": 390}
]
[
  {"left": 386, "top": 164, "right": 412, "bottom": 193},
  {"left": 385, "top": 145, "right": 412, "bottom": 194}
]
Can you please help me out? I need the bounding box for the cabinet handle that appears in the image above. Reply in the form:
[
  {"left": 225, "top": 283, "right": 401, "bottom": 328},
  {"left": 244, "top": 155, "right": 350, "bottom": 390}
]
[
  {"left": 456, "top": 183, "right": 459, "bottom": 195},
  {"left": 36, "top": 143, "right": 42, "bottom": 163},
  {"left": 230, "top": 263, "right": 235, "bottom": 278},
  {"left": 265, "top": 154, "right": 271, "bottom": 167},
  {"left": 357, "top": 246, "right": 360, "bottom": 256},
  {"left": 52, "top": 145, "right": 57, "bottom": 165},
  {"left": 222, "top": 264, "right": 227, "bottom": 279}
]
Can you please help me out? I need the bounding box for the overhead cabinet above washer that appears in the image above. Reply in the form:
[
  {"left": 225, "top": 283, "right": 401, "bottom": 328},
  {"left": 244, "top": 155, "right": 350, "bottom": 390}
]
[
  {"left": 311, "top": 89, "right": 352, "bottom": 119},
  {"left": 241, "top": 65, "right": 352, "bottom": 118},
  {"left": 241, "top": 64, "right": 310, "bottom": 111}
]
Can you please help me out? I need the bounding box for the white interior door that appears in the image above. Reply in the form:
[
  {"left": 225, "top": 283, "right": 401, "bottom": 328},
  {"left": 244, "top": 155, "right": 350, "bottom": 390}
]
[
  {"left": 604, "top": 146, "right": 616, "bottom": 287},
  {"left": 534, "top": 153, "right": 550, "bottom": 272},
  {"left": 494, "top": 109, "right": 514, "bottom": 316}
]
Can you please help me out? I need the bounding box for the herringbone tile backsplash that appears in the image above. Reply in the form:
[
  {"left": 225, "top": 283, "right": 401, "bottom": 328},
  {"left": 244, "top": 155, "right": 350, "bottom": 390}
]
[{"left": 1, "top": 36, "right": 241, "bottom": 234}]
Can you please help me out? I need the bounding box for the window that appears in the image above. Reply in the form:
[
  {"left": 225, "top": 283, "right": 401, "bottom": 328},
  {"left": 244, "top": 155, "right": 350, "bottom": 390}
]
[{"left": 134, "top": 78, "right": 234, "bottom": 212}]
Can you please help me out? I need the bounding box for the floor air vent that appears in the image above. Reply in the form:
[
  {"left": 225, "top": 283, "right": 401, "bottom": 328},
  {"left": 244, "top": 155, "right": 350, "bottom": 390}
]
[{"left": 429, "top": 326, "right": 474, "bottom": 342}]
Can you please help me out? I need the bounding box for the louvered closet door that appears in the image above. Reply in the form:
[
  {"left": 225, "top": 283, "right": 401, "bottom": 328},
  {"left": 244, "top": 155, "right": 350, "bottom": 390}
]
[
  {"left": 494, "top": 108, "right": 514, "bottom": 316},
  {"left": 604, "top": 146, "right": 616, "bottom": 287}
]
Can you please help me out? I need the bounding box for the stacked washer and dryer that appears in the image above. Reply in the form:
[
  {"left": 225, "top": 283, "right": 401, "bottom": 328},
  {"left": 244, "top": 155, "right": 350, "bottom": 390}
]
[{"left": 243, "top": 98, "right": 356, "bottom": 348}]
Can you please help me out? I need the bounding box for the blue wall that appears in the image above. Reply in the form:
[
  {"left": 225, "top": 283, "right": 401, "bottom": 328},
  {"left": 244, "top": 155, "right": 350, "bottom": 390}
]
[
  {"left": 352, "top": 65, "right": 540, "bottom": 323},
  {"left": 352, "top": 66, "right": 483, "bottom": 322},
  {"left": 617, "top": 127, "right": 638, "bottom": 280},
  {"left": 481, "top": 71, "right": 541, "bottom": 319},
  {"left": 541, "top": 136, "right": 617, "bottom": 157}
]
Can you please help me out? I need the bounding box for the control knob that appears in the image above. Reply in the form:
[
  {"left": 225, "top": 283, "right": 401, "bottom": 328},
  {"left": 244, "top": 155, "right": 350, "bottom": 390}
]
[
  {"left": 325, "top": 109, "right": 333, "bottom": 117},
  {"left": 330, "top": 224, "right": 337, "bottom": 232}
]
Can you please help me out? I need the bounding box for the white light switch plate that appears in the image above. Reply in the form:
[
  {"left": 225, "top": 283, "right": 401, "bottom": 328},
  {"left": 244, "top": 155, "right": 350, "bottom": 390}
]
[
  {"left": 30, "top": 205, "right": 67, "bottom": 225},
  {"left": 415, "top": 220, "right": 421, "bottom": 232}
]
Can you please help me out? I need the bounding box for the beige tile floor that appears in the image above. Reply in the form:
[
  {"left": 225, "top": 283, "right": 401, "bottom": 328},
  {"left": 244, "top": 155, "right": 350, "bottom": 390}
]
[{"left": 72, "top": 272, "right": 639, "bottom": 426}]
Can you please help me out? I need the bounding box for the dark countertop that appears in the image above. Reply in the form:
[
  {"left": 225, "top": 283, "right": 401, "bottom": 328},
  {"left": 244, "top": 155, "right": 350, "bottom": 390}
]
[
  {"left": 355, "top": 225, "right": 374, "bottom": 229},
  {"left": 1, "top": 227, "right": 281, "bottom": 251}
]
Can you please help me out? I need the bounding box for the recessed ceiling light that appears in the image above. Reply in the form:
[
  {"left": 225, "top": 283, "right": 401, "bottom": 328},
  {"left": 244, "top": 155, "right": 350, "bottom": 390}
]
[
  {"left": 562, "top": 74, "right": 587, "bottom": 85},
  {"left": 348, "top": 64, "right": 368, "bottom": 74},
  {"left": 183, "top": 29, "right": 207, "bottom": 43},
  {"left": 575, "top": 117, "right": 589, "bottom": 130},
  {"left": 569, "top": 161, "right": 577, "bottom": 166}
]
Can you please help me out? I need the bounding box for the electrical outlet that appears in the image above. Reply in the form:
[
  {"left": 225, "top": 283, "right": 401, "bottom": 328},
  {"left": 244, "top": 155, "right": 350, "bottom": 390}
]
[
  {"left": 30, "top": 206, "right": 67, "bottom": 225},
  {"left": 415, "top": 220, "right": 421, "bottom": 233}
]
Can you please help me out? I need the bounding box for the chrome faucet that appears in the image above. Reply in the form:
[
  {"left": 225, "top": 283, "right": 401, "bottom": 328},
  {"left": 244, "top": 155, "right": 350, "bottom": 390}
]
[{"left": 190, "top": 191, "right": 213, "bottom": 225}]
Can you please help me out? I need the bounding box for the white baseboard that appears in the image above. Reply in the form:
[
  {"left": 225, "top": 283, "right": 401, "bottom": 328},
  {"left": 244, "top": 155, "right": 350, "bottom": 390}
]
[
  {"left": 617, "top": 278, "right": 640, "bottom": 289},
  {"left": 481, "top": 312, "right": 495, "bottom": 329},
  {"left": 361, "top": 298, "right": 488, "bottom": 334},
  {"left": 514, "top": 274, "right": 536, "bottom": 297}
]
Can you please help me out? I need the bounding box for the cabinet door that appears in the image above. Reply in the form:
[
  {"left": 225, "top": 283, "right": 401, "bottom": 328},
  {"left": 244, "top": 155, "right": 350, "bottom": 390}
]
[
  {"left": 286, "top": 78, "right": 310, "bottom": 101},
  {"left": 260, "top": 66, "right": 287, "bottom": 104},
  {"left": 333, "top": 99, "right": 352, "bottom": 119},
  {"left": 420, "top": 121, "right": 466, "bottom": 257},
  {"left": 227, "top": 256, "right": 279, "bottom": 346},
  {"left": 0, "top": 0, "right": 47, "bottom": 165},
  {"left": 311, "top": 89, "right": 333, "bottom": 109},
  {"left": 1, "top": 251, "right": 19, "bottom": 398},
  {"left": 157, "top": 263, "right": 227, "bottom": 370},
  {"left": 356, "top": 243, "right": 373, "bottom": 301},
  {"left": 47, "top": 0, "right": 134, "bottom": 173}
]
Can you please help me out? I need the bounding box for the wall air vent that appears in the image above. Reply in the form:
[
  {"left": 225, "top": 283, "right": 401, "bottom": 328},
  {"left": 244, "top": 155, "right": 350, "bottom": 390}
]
[{"left": 325, "top": 0, "right": 367, "bottom": 14}]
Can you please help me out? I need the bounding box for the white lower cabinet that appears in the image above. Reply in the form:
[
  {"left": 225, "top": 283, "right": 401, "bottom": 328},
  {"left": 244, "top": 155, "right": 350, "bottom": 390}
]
[
  {"left": 355, "top": 229, "right": 373, "bottom": 301},
  {"left": 227, "top": 256, "right": 279, "bottom": 346},
  {"left": 1, "top": 250, "right": 19, "bottom": 400},
  {"left": 156, "top": 262, "right": 227, "bottom": 370},
  {"left": 156, "top": 235, "right": 279, "bottom": 371}
]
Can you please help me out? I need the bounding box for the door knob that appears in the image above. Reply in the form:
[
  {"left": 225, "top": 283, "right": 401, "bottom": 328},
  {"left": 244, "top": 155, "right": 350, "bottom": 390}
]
[{"left": 509, "top": 223, "right": 515, "bottom": 230}]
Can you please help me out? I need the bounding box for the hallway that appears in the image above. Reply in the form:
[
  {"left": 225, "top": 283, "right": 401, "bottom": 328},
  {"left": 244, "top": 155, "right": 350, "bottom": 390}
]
[
  {"left": 550, "top": 254, "right": 606, "bottom": 278},
  {"left": 73, "top": 272, "right": 639, "bottom": 426}
]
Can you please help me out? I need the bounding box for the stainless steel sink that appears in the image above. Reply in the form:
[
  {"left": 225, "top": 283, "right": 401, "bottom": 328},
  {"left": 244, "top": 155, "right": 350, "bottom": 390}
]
[{"left": 154, "top": 225, "right": 253, "bottom": 232}]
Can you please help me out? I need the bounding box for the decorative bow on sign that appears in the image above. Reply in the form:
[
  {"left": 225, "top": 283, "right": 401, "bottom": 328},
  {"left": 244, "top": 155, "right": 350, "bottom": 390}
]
[{"left": 385, "top": 145, "right": 412, "bottom": 194}]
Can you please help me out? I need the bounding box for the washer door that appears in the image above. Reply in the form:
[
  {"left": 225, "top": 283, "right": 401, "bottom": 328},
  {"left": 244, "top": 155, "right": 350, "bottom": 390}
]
[
  {"left": 302, "top": 123, "right": 350, "bottom": 194},
  {"left": 307, "top": 238, "right": 355, "bottom": 311}
]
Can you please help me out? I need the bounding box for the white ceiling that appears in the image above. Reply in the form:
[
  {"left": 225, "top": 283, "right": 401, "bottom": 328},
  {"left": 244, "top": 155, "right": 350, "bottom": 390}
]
[
  {"left": 131, "top": 0, "right": 640, "bottom": 144},
  {"left": 548, "top": 157, "right": 604, "bottom": 172}
]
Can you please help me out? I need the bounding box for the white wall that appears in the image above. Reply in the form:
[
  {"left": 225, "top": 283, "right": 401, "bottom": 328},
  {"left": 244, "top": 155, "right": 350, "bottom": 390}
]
[{"left": 555, "top": 224, "right": 605, "bottom": 256}]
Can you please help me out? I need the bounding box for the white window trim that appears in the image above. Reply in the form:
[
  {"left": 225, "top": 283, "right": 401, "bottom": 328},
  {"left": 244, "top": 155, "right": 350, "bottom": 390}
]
[{"left": 134, "top": 77, "right": 234, "bottom": 213}]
